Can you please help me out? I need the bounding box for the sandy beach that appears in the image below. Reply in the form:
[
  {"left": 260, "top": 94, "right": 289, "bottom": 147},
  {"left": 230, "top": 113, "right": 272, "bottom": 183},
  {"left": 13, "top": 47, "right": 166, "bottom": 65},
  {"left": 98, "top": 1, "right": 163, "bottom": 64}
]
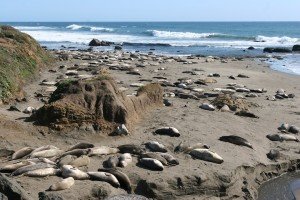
[{"left": 0, "top": 48, "right": 299, "bottom": 199}]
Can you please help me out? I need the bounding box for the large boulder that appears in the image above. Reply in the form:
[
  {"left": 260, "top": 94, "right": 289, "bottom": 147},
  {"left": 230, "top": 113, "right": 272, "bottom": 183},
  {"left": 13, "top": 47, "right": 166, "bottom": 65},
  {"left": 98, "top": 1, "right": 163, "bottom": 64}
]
[
  {"left": 0, "top": 26, "right": 53, "bottom": 102},
  {"left": 88, "top": 39, "right": 114, "bottom": 46},
  {"left": 263, "top": 47, "right": 292, "bottom": 53},
  {"left": 0, "top": 174, "right": 31, "bottom": 200},
  {"left": 292, "top": 45, "right": 300, "bottom": 52},
  {"left": 33, "top": 76, "right": 163, "bottom": 132}
]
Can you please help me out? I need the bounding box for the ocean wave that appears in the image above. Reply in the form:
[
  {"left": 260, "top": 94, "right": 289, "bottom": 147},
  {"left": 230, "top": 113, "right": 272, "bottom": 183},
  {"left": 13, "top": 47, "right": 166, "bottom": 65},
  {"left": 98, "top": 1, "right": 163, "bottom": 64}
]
[
  {"left": 254, "top": 35, "right": 299, "bottom": 44},
  {"left": 147, "top": 30, "right": 220, "bottom": 39},
  {"left": 66, "top": 24, "right": 114, "bottom": 32}
]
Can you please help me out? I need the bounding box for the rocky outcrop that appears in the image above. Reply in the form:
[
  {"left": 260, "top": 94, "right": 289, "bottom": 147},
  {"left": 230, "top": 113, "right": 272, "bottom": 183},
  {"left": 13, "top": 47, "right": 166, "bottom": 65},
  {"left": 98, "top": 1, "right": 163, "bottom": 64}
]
[
  {"left": 0, "top": 26, "right": 52, "bottom": 102},
  {"left": 88, "top": 39, "right": 114, "bottom": 46},
  {"left": 263, "top": 47, "right": 292, "bottom": 53},
  {"left": 33, "top": 76, "right": 163, "bottom": 132},
  {"left": 0, "top": 174, "right": 32, "bottom": 200},
  {"left": 292, "top": 45, "right": 300, "bottom": 52}
]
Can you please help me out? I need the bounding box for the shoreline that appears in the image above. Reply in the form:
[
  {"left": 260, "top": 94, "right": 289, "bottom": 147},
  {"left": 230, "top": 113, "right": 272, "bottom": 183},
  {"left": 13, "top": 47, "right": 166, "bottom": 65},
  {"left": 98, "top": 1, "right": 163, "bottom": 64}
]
[{"left": 0, "top": 49, "right": 299, "bottom": 199}]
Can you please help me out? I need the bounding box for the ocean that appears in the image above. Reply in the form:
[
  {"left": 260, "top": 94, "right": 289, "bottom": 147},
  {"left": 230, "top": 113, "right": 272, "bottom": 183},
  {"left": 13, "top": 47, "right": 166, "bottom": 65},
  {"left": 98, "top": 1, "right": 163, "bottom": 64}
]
[{"left": 2, "top": 22, "right": 300, "bottom": 75}]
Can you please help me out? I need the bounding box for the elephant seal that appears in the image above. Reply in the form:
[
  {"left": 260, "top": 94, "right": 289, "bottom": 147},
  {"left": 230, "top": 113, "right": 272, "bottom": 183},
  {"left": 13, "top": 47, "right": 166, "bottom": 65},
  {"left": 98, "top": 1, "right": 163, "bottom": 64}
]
[
  {"left": 104, "top": 156, "right": 119, "bottom": 168},
  {"left": 219, "top": 135, "right": 253, "bottom": 149},
  {"left": 145, "top": 141, "right": 167, "bottom": 153},
  {"left": 174, "top": 142, "right": 209, "bottom": 153},
  {"left": 12, "top": 147, "right": 33, "bottom": 160},
  {"left": 30, "top": 149, "right": 63, "bottom": 158},
  {"left": 60, "top": 149, "right": 89, "bottom": 158},
  {"left": 29, "top": 158, "right": 56, "bottom": 165},
  {"left": 24, "top": 167, "right": 60, "bottom": 177},
  {"left": 61, "top": 165, "right": 89, "bottom": 180},
  {"left": 88, "top": 146, "right": 119, "bottom": 156},
  {"left": 267, "top": 134, "right": 299, "bottom": 142},
  {"left": 69, "top": 155, "right": 90, "bottom": 167},
  {"left": 88, "top": 172, "right": 120, "bottom": 188},
  {"left": 0, "top": 161, "right": 34, "bottom": 173},
  {"left": 68, "top": 142, "right": 94, "bottom": 151},
  {"left": 267, "top": 149, "right": 282, "bottom": 161},
  {"left": 189, "top": 149, "right": 224, "bottom": 164},
  {"left": 160, "top": 153, "right": 179, "bottom": 165},
  {"left": 140, "top": 153, "right": 168, "bottom": 166},
  {"left": 30, "top": 145, "right": 58, "bottom": 156},
  {"left": 12, "top": 163, "right": 54, "bottom": 176},
  {"left": 154, "top": 127, "right": 180, "bottom": 137},
  {"left": 139, "top": 158, "right": 164, "bottom": 171},
  {"left": 118, "top": 144, "right": 144, "bottom": 155},
  {"left": 118, "top": 153, "right": 132, "bottom": 168},
  {"left": 106, "top": 194, "right": 149, "bottom": 200},
  {"left": 47, "top": 177, "right": 75, "bottom": 191},
  {"left": 98, "top": 168, "right": 132, "bottom": 193}
]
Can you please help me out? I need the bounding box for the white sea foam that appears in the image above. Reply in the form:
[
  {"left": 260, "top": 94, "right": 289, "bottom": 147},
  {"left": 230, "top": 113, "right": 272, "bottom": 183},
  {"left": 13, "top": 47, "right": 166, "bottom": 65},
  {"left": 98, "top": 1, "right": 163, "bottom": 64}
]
[
  {"left": 255, "top": 35, "right": 299, "bottom": 44},
  {"left": 14, "top": 26, "right": 55, "bottom": 30},
  {"left": 66, "top": 24, "right": 114, "bottom": 32},
  {"left": 149, "top": 30, "right": 219, "bottom": 39}
]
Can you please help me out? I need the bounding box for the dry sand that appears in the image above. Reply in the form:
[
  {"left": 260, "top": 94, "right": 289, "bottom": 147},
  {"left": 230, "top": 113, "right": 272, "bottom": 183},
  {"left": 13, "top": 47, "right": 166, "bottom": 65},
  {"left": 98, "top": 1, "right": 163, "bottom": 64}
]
[{"left": 0, "top": 50, "right": 299, "bottom": 200}]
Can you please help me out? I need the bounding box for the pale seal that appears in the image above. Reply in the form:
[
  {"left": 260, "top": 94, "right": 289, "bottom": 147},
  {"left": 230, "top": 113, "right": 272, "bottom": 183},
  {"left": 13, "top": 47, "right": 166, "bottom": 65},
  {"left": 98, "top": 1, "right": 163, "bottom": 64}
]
[
  {"left": 145, "top": 141, "right": 167, "bottom": 153},
  {"left": 189, "top": 149, "right": 224, "bottom": 164},
  {"left": 12, "top": 147, "right": 33, "bottom": 160},
  {"left": 267, "top": 134, "right": 299, "bottom": 142},
  {"left": 160, "top": 153, "right": 179, "bottom": 165},
  {"left": 88, "top": 146, "right": 119, "bottom": 156},
  {"left": 0, "top": 161, "right": 34, "bottom": 173},
  {"left": 88, "top": 172, "right": 120, "bottom": 188},
  {"left": 12, "top": 163, "right": 54, "bottom": 176},
  {"left": 139, "top": 158, "right": 164, "bottom": 171},
  {"left": 61, "top": 165, "right": 89, "bottom": 180},
  {"left": 24, "top": 167, "right": 60, "bottom": 177},
  {"left": 47, "top": 177, "right": 75, "bottom": 191},
  {"left": 140, "top": 152, "right": 169, "bottom": 166},
  {"left": 118, "top": 153, "right": 132, "bottom": 168},
  {"left": 69, "top": 155, "right": 90, "bottom": 167}
]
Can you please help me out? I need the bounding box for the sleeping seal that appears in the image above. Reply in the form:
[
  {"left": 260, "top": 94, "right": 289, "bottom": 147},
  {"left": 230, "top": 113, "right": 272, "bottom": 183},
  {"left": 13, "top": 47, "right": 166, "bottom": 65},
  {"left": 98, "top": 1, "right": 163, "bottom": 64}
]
[
  {"left": 189, "top": 149, "right": 224, "bottom": 164},
  {"left": 68, "top": 142, "right": 94, "bottom": 151},
  {"left": 88, "top": 172, "right": 120, "bottom": 188},
  {"left": 0, "top": 161, "right": 34, "bottom": 173},
  {"left": 60, "top": 149, "right": 89, "bottom": 158},
  {"left": 12, "top": 163, "right": 54, "bottom": 176},
  {"left": 139, "top": 158, "right": 164, "bottom": 171},
  {"left": 88, "top": 146, "right": 119, "bottom": 156},
  {"left": 174, "top": 142, "right": 210, "bottom": 153},
  {"left": 47, "top": 177, "right": 75, "bottom": 191},
  {"left": 267, "top": 134, "right": 299, "bottom": 142},
  {"left": 118, "top": 153, "right": 132, "bottom": 168},
  {"left": 145, "top": 141, "right": 168, "bottom": 153},
  {"left": 61, "top": 165, "right": 89, "bottom": 180},
  {"left": 104, "top": 156, "right": 119, "bottom": 168},
  {"left": 12, "top": 147, "right": 33, "bottom": 160},
  {"left": 98, "top": 168, "right": 132, "bottom": 193},
  {"left": 30, "top": 149, "right": 63, "bottom": 158},
  {"left": 219, "top": 135, "right": 253, "bottom": 149},
  {"left": 69, "top": 155, "right": 90, "bottom": 167},
  {"left": 154, "top": 127, "right": 180, "bottom": 137},
  {"left": 140, "top": 152, "right": 169, "bottom": 166},
  {"left": 24, "top": 167, "right": 60, "bottom": 177},
  {"left": 118, "top": 144, "right": 144, "bottom": 155},
  {"left": 160, "top": 153, "right": 179, "bottom": 165}
]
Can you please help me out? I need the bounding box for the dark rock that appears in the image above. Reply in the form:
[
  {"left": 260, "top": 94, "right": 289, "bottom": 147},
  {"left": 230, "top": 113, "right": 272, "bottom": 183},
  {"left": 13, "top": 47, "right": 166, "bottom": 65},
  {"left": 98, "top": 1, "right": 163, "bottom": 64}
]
[
  {"left": 7, "top": 105, "right": 21, "bottom": 112},
  {"left": 0, "top": 149, "right": 14, "bottom": 158},
  {"left": 263, "top": 47, "right": 292, "bottom": 53},
  {"left": 114, "top": 46, "right": 123, "bottom": 51},
  {"left": 237, "top": 74, "right": 249, "bottom": 78},
  {"left": 235, "top": 111, "right": 259, "bottom": 118},
  {"left": 0, "top": 174, "right": 31, "bottom": 200},
  {"left": 89, "top": 39, "right": 113, "bottom": 46},
  {"left": 248, "top": 46, "right": 255, "bottom": 50},
  {"left": 267, "top": 149, "right": 281, "bottom": 161},
  {"left": 292, "top": 45, "right": 300, "bottom": 52},
  {"left": 229, "top": 75, "right": 236, "bottom": 80},
  {"left": 38, "top": 192, "right": 64, "bottom": 200}
]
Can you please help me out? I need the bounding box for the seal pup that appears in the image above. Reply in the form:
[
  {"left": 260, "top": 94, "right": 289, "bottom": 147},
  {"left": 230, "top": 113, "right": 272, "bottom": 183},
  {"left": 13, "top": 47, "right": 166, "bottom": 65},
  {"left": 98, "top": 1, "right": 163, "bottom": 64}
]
[
  {"left": 12, "top": 163, "right": 54, "bottom": 176},
  {"left": 118, "top": 153, "right": 132, "bottom": 168},
  {"left": 30, "top": 149, "right": 63, "bottom": 158},
  {"left": 24, "top": 167, "right": 60, "bottom": 177},
  {"left": 154, "top": 127, "right": 180, "bottom": 137},
  {"left": 189, "top": 149, "right": 224, "bottom": 164},
  {"left": 140, "top": 153, "right": 169, "bottom": 166},
  {"left": 104, "top": 156, "right": 119, "bottom": 168},
  {"left": 69, "top": 155, "right": 90, "bottom": 167},
  {"left": 88, "top": 172, "right": 120, "bottom": 188},
  {"left": 88, "top": 146, "right": 119, "bottom": 156},
  {"left": 60, "top": 149, "right": 89, "bottom": 158},
  {"left": 12, "top": 147, "right": 33, "bottom": 160},
  {"left": 174, "top": 142, "right": 210, "bottom": 153},
  {"left": 0, "top": 161, "right": 34, "bottom": 173},
  {"left": 139, "top": 158, "right": 164, "bottom": 171},
  {"left": 219, "top": 135, "right": 253, "bottom": 149},
  {"left": 267, "top": 134, "right": 299, "bottom": 142},
  {"left": 47, "top": 177, "right": 75, "bottom": 191},
  {"left": 98, "top": 168, "right": 132, "bottom": 193},
  {"left": 118, "top": 144, "right": 144, "bottom": 155},
  {"left": 145, "top": 141, "right": 167, "bottom": 153},
  {"left": 61, "top": 165, "right": 89, "bottom": 180},
  {"left": 160, "top": 153, "right": 179, "bottom": 165},
  {"left": 68, "top": 142, "right": 94, "bottom": 151}
]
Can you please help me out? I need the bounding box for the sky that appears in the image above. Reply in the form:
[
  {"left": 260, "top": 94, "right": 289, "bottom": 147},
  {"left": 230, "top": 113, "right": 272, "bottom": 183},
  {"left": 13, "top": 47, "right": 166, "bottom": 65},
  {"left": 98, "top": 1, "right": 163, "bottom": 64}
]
[{"left": 0, "top": 0, "right": 300, "bottom": 22}]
